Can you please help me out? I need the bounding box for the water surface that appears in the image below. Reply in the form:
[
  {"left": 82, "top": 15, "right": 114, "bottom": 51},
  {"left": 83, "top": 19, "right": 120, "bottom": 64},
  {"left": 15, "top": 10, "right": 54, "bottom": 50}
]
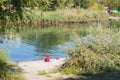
[{"left": 0, "top": 24, "right": 95, "bottom": 62}]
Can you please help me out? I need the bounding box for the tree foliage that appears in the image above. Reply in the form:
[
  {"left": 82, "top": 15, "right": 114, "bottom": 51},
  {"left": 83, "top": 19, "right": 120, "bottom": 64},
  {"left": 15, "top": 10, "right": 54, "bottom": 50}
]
[
  {"left": 74, "top": 0, "right": 90, "bottom": 9},
  {"left": 11, "top": 0, "right": 23, "bottom": 20},
  {"left": 38, "top": 0, "right": 51, "bottom": 11},
  {"left": 0, "top": 0, "right": 8, "bottom": 11},
  {"left": 65, "top": 0, "right": 74, "bottom": 8},
  {"left": 0, "top": 0, "right": 120, "bottom": 27},
  {"left": 0, "top": 0, "right": 10, "bottom": 22},
  {"left": 108, "top": 0, "right": 120, "bottom": 10},
  {"left": 50, "top": 0, "right": 66, "bottom": 10}
]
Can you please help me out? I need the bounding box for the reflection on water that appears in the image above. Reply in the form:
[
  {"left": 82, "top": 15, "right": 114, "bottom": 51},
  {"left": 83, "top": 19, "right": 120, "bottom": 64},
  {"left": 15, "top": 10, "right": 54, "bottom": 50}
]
[{"left": 0, "top": 23, "right": 95, "bottom": 62}]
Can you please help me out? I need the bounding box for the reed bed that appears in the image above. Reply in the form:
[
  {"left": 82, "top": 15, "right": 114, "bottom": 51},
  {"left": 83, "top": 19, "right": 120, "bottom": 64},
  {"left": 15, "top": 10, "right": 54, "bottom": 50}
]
[{"left": 22, "top": 8, "right": 109, "bottom": 25}]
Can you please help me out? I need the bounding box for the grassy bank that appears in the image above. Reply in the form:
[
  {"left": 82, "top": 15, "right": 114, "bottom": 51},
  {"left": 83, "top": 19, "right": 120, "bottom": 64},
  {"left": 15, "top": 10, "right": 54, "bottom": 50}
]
[{"left": 0, "top": 50, "right": 24, "bottom": 80}]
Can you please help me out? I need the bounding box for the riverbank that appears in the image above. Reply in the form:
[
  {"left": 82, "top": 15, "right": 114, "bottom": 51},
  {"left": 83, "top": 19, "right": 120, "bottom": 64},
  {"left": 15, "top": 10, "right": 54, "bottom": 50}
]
[
  {"left": 1, "top": 9, "right": 108, "bottom": 31},
  {"left": 18, "top": 58, "right": 73, "bottom": 80}
]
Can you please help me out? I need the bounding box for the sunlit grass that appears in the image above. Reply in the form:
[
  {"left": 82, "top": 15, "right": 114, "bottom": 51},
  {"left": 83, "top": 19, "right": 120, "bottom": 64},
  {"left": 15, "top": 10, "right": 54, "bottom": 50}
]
[{"left": 38, "top": 70, "right": 48, "bottom": 76}]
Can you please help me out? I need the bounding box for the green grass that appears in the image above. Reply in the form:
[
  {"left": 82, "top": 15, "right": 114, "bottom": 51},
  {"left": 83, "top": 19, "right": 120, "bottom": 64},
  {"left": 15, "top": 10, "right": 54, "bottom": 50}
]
[
  {"left": 59, "top": 66, "right": 82, "bottom": 74},
  {"left": 111, "top": 21, "right": 120, "bottom": 28},
  {"left": 38, "top": 70, "right": 48, "bottom": 76},
  {"left": 111, "top": 13, "right": 120, "bottom": 17}
]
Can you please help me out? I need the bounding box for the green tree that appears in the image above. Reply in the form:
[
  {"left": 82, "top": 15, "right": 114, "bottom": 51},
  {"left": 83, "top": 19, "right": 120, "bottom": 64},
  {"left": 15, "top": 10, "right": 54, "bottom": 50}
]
[
  {"left": 0, "top": 0, "right": 7, "bottom": 11},
  {"left": 108, "top": 0, "right": 120, "bottom": 10},
  {"left": 74, "top": 0, "right": 90, "bottom": 9},
  {"left": 50, "top": 0, "right": 66, "bottom": 10},
  {"left": 89, "top": 0, "right": 96, "bottom": 7},
  {"left": 20, "top": 0, "right": 38, "bottom": 8},
  {"left": 0, "top": 0, "right": 9, "bottom": 20},
  {"left": 65, "top": 0, "right": 74, "bottom": 8},
  {"left": 11, "top": 0, "right": 23, "bottom": 20},
  {"left": 38, "top": 0, "right": 51, "bottom": 11}
]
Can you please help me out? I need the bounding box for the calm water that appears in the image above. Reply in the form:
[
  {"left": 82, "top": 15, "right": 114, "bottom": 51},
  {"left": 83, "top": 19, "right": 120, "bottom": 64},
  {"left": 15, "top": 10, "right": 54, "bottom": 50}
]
[{"left": 0, "top": 24, "right": 96, "bottom": 62}]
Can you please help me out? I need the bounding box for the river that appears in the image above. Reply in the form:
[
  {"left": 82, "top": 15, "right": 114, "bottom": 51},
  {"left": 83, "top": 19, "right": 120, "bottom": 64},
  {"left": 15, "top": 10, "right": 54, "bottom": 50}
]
[{"left": 0, "top": 23, "right": 97, "bottom": 62}]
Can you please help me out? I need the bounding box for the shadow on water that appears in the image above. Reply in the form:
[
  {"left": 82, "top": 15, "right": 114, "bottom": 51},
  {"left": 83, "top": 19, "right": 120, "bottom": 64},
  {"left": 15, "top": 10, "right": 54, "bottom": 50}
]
[{"left": 64, "top": 70, "right": 120, "bottom": 80}]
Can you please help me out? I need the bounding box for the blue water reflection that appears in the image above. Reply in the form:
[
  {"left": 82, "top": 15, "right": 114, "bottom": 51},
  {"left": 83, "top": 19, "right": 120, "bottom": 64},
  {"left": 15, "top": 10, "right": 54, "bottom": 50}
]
[
  {"left": 0, "top": 24, "right": 91, "bottom": 62},
  {"left": 0, "top": 39, "right": 67, "bottom": 62},
  {"left": 0, "top": 30, "right": 69, "bottom": 62}
]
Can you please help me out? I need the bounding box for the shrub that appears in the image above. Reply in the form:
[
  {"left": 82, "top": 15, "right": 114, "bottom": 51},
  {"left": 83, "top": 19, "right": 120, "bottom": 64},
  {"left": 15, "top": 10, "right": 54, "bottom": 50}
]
[
  {"left": 62, "top": 27, "right": 120, "bottom": 73},
  {"left": 0, "top": 50, "right": 24, "bottom": 80},
  {"left": 108, "top": 0, "right": 120, "bottom": 10},
  {"left": 0, "top": 50, "right": 8, "bottom": 77}
]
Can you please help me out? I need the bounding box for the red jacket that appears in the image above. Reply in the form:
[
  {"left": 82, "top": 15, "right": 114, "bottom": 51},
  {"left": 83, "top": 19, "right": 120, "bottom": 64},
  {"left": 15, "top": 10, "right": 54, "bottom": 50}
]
[{"left": 45, "top": 55, "right": 50, "bottom": 62}]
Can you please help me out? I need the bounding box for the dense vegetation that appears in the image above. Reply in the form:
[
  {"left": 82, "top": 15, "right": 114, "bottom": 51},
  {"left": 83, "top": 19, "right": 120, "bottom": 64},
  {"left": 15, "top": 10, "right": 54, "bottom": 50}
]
[
  {"left": 108, "top": 0, "right": 120, "bottom": 10},
  {"left": 1, "top": 0, "right": 119, "bottom": 33},
  {"left": 61, "top": 26, "right": 120, "bottom": 74},
  {"left": 0, "top": 50, "right": 24, "bottom": 80},
  {"left": 0, "top": 0, "right": 120, "bottom": 80},
  {"left": 0, "top": 8, "right": 109, "bottom": 34},
  {"left": 0, "top": 0, "right": 119, "bottom": 24}
]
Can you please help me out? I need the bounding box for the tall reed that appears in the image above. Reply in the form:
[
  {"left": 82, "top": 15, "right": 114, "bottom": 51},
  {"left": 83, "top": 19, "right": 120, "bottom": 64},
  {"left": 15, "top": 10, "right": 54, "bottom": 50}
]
[{"left": 22, "top": 8, "right": 109, "bottom": 25}]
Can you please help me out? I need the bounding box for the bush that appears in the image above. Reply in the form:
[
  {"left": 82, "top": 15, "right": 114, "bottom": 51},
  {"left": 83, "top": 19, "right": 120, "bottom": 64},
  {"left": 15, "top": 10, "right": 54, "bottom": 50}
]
[
  {"left": 62, "top": 27, "right": 120, "bottom": 73},
  {"left": 0, "top": 50, "right": 8, "bottom": 76},
  {"left": 0, "top": 50, "right": 24, "bottom": 80},
  {"left": 108, "top": 0, "right": 120, "bottom": 10}
]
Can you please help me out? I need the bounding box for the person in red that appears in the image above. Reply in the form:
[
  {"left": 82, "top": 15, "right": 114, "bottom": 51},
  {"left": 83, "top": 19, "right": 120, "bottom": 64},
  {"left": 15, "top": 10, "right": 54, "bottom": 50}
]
[{"left": 45, "top": 55, "right": 50, "bottom": 62}]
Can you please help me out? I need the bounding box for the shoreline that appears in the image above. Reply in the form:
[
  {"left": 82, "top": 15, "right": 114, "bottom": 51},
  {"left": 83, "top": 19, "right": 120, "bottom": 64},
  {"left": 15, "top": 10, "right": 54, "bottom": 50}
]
[
  {"left": 18, "top": 58, "right": 66, "bottom": 80},
  {"left": 16, "top": 57, "right": 66, "bottom": 63}
]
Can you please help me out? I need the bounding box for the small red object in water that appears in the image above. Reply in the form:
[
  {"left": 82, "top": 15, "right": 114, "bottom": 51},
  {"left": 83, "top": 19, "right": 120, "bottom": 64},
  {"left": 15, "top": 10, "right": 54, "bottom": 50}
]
[{"left": 45, "top": 55, "right": 50, "bottom": 62}]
